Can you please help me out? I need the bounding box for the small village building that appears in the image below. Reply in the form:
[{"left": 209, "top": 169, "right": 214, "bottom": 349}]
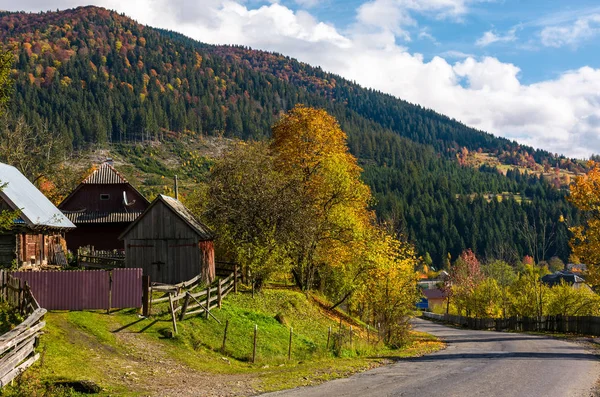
[
  {"left": 541, "top": 270, "right": 588, "bottom": 289},
  {"left": 59, "top": 161, "right": 149, "bottom": 251},
  {"left": 422, "top": 288, "right": 448, "bottom": 311},
  {"left": 119, "top": 194, "right": 215, "bottom": 285},
  {"left": 0, "top": 162, "right": 75, "bottom": 267}
]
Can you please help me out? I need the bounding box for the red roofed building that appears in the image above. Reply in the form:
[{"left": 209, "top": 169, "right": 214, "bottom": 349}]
[{"left": 58, "top": 160, "right": 149, "bottom": 251}]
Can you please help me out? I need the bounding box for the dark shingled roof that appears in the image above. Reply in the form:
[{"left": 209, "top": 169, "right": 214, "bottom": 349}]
[
  {"left": 82, "top": 162, "right": 128, "bottom": 184},
  {"left": 118, "top": 195, "right": 214, "bottom": 241},
  {"left": 541, "top": 271, "right": 585, "bottom": 287},
  {"left": 159, "top": 195, "right": 214, "bottom": 240},
  {"left": 63, "top": 211, "right": 143, "bottom": 224}
]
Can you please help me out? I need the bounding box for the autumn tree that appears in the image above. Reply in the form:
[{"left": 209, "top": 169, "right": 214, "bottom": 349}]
[
  {"left": 205, "top": 141, "right": 299, "bottom": 288},
  {"left": 0, "top": 49, "right": 11, "bottom": 115},
  {"left": 568, "top": 161, "right": 600, "bottom": 290},
  {"left": 271, "top": 105, "right": 372, "bottom": 291},
  {"left": 483, "top": 260, "right": 516, "bottom": 318},
  {"left": 510, "top": 264, "right": 548, "bottom": 317},
  {"left": 448, "top": 249, "right": 484, "bottom": 316},
  {"left": 0, "top": 116, "right": 68, "bottom": 184},
  {"left": 352, "top": 229, "right": 419, "bottom": 346},
  {"left": 0, "top": 49, "right": 18, "bottom": 229}
]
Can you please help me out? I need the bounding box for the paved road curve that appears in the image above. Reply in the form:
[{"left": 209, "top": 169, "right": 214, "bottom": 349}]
[{"left": 263, "top": 318, "right": 600, "bottom": 397}]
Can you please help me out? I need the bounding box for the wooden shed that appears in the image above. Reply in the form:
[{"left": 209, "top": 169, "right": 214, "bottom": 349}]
[
  {"left": 59, "top": 160, "right": 149, "bottom": 251},
  {"left": 0, "top": 162, "right": 76, "bottom": 267},
  {"left": 118, "top": 195, "right": 215, "bottom": 285}
]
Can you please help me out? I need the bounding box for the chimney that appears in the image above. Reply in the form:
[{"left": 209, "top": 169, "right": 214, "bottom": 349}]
[
  {"left": 105, "top": 157, "right": 114, "bottom": 167},
  {"left": 174, "top": 175, "right": 179, "bottom": 200}
]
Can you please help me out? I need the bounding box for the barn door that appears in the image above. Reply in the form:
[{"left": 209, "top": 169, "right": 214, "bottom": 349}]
[
  {"left": 151, "top": 240, "right": 168, "bottom": 283},
  {"left": 167, "top": 239, "right": 198, "bottom": 284}
]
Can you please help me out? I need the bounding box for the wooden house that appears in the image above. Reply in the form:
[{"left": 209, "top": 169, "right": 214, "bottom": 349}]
[
  {"left": 422, "top": 288, "right": 448, "bottom": 311},
  {"left": 0, "top": 162, "right": 75, "bottom": 267},
  {"left": 119, "top": 195, "right": 215, "bottom": 285},
  {"left": 59, "top": 160, "right": 149, "bottom": 251}
]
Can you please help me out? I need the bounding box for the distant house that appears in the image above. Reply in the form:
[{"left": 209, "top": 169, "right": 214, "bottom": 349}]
[
  {"left": 541, "top": 270, "right": 588, "bottom": 289},
  {"left": 0, "top": 162, "right": 75, "bottom": 267},
  {"left": 422, "top": 288, "right": 448, "bottom": 311},
  {"left": 59, "top": 160, "right": 149, "bottom": 251},
  {"left": 119, "top": 195, "right": 215, "bottom": 285}
]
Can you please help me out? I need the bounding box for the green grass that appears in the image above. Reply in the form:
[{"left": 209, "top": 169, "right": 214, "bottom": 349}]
[{"left": 9, "top": 289, "right": 444, "bottom": 396}]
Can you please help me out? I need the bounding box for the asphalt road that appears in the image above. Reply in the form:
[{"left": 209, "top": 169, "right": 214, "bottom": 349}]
[{"left": 263, "top": 318, "right": 600, "bottom": 397}]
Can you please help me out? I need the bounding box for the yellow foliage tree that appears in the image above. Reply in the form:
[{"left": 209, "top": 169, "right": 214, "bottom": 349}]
[
  {"left": 568, "top": 161, "right": 600, "bottom": 291},
  {"left": 271, "top": 105, "right": 373, "bottom": 290},
  {"left": 353, "top": 231, "right": 420, "bottom": 346}
]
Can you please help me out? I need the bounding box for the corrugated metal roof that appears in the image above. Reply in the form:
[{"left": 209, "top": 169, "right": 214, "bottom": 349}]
[
  {"left": 82, "top": 162, "right": 128, "bottom": 184},
  {"left": 63, "top": 211, "right": 143, "bottom": 224},
  {"left": 159, "top": 195, "right": 214, "bottom": 240},
  {"left": 0, "top": 163, "right": 76, "bottom": 230}
]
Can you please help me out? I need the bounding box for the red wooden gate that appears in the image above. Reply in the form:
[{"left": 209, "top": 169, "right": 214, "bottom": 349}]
[{"left": 12, "top": 269, "right": 142, "bottom": 310}]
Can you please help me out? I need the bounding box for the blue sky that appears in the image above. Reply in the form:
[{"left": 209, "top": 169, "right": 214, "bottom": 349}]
[
  {"left": 277, "top": 0, "right": 600, "bottom": 84},
  {"left": 3, "top": 0, "right": 600, "bottom": 158}
]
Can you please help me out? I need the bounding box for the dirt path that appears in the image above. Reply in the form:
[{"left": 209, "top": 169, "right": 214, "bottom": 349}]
[{"left": 112, "top": 330, "right": 255, "bottom": 396}]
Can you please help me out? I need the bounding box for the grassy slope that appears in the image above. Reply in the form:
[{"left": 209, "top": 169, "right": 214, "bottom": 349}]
[{"left": 12, "top": 289, "right": 443, "bottom": 396}]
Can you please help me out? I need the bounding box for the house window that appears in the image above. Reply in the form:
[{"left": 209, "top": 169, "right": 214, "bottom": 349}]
[{"left": 100, "top": 194, "right": 110, "bottom": 200}]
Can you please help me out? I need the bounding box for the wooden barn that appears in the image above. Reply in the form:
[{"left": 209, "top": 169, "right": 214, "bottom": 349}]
[
  {"left": 119, "top": 194, "right": 215, "bottom": 285},
  {"left": 0, "top": 162, "right": 75, "bottom": 267},
  {"left": 59, "top": 160, "right": 149, "bottom": 251}
]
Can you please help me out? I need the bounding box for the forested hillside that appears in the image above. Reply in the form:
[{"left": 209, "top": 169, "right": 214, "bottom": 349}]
[{"left": 0, "top": 6, "right": 578, "bottom": 265}]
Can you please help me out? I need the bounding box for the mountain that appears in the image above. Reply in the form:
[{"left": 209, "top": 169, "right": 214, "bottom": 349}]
[{"left": 0, "top": 6, "right": 578, "bottom": 265}]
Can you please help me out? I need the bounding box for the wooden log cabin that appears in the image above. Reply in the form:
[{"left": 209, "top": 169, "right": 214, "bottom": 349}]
[
  {"left": 59, "top": 160, "right": 149, "bottom": 251},
  {"left": 0, "top": 162, "right": 75, "bottom": 267},
  {"left": 119, "top": 194, "right": 215, "bottom": 285}
]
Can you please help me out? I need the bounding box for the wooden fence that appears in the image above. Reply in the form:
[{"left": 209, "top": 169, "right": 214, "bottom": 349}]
[
  {"left": 146, "top": 266, "right": 241, "bottom": 334},
  {"left": 422, "top": 312, "right": 600, "bottom": 335},
  {"left": 0, "top": 273, "right": 46, "bottom": 387},
  {"left": 77, "top": 247, "right": 125, "bottom": 269}
]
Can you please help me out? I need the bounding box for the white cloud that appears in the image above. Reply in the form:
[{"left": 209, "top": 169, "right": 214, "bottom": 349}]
[
  {"left": 418, "top": 28, "right": 439, "bottom": 44},
  {"left": 294, "top": 0, "right": 320, "bottom": 8},
  {"left": 540, "top": 14, "right": 600, "bottom": 48},
  {"left": 440, "top": 50, "right": 475, "bottom": 59},
  {"left": 475, "top": 28, "right": 517, "bottom": 47},
  {"left": 3, "top": 0, "right": 600, "bottom": 158}
]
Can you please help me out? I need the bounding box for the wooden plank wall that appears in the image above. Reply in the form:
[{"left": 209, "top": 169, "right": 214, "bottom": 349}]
[{"left": 124, "top": 201, "right": 202, "bottom": 284}]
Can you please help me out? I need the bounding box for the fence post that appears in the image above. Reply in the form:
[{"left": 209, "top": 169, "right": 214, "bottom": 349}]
[
  {"left": 179, "top": 293, "right": 191, "bottom": 321},
  {"left": 107, "top": 271, "right": 113, "bottom": 315},
  {"left": 206, "top": 285, "right": 211, "bottom": 319},
  {"left": 18, "top": 278, "right": 23, "bottom": 314},
  {"left": 168, "top": 293, "right": 178, "bottom": 336},
  {"left": 288, "top": 327, "right": 293, "bottom": 360},
  {"left": 252, "top": 324, "right": 258, "bottom": 363},
  {"left": 217, "top": 278, "right": 223, "bottom": 309},
  {"left": 142, "top": 275, "right": 150, "bottom": 317},
  {"left": 233, "top": 265, "right": 238, "bottom": 294},
  {"left": 222, "top": 319, "right": 229, "bottom": 353}
]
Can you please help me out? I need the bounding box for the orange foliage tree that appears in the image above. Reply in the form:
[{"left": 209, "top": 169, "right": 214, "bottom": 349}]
[{"left": 568, "top": 161, "right": 600, "bottom": 291}]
